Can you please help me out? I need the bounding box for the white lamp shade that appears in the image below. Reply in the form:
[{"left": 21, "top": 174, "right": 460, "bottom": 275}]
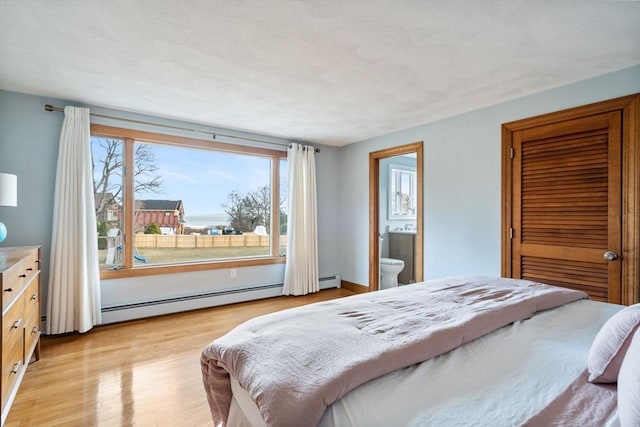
[{"left": 0, "top": 173, "right": 17, "bottom": 207}]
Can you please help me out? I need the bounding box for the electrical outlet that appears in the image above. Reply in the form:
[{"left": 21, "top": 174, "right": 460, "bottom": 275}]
[{"left": 230, "top": 268, "right": 237, "bottom": 278}]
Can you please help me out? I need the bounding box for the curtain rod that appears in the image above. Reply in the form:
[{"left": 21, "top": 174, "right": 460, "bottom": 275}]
[{"left": 44, "top": 104, "right": 320, "bottom": 152}]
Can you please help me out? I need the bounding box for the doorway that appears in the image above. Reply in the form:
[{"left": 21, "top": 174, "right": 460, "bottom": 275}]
[
  {"left": 502, "top": 93, "right": 640, "bottom": 305},
  {"left": 369, "top": 142, "right": 424, "bottom": 291}
]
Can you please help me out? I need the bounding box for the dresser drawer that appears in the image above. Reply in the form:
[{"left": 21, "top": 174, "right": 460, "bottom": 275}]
[
  {"left": 2, "top": 261, "right": 27, "bottom": 310},
  {"left": 2, "top": 296, "right": 25, "bottom": 351},
  {"left": 1, "top": 340, "right": 23, "bottom": 409},
  {"left": 24, "top": 309, "right": 40, "bottom": 362},
  {"left": 23, "top": 249, "right": 40, "bottom": 283},
  {"left": 23, "top": 277, "right": 40, "bottom": 357},
  {"left": 22, "top": 277, "right": 39, "bottom": 320}
]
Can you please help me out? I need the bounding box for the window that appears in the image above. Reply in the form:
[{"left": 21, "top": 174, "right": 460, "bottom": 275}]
[
  {"left": 91, "top": 125, "right": 287, "bottom": 278},
  {"left": 106, "top": 210, "right": 118, "bottom": 221},
  {"left": 389, "top": 163, "right": 417, "bottom": 219},
  {"left": 93, "top": 136, "right": 124, "bottom": 263}
]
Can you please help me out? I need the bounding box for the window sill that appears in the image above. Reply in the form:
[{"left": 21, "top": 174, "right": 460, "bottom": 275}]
[{"left": 100, "top": 256, "right": 286, "bottom": 280}]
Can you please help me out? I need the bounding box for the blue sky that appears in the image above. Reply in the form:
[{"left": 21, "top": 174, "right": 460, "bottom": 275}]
[
  {"left": 145, "top": 142, "right": 271, "bottom": 215},
  {"left": 93, "top": 137, "right": 286, "bottom": 217}
]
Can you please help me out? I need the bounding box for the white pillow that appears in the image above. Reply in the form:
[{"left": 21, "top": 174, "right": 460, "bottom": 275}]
[
  {"left": 618, "top": 327, "right": 640, "bottom": 427},
  {"left": 587, "top": 303, "right": 640, "bottom": 383}
]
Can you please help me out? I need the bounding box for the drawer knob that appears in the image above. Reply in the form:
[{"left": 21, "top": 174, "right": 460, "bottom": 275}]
[
  {"left": 31, "top": 293, "right": 38, "bottom": 300},
  {"left": 10, "top": 361, "right": 22, "bottom": 375},
  {"left": 3, "top": 287, "right": 13, "bottom": 293},
  {"left": 27, "top": 267, "right": 33, "bottom": 271},
  {"left": 12, "top": 318, "right": 22, "bottom": 329},
  {"left": 31, "top": 326, "right": 38, "bottom": 334},
  {"left": 19, "top": 274, "right": 26, "bottom": 278}
]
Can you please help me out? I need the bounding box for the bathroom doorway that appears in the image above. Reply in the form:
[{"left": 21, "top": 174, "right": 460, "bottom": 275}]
[{"left": 369, "top": 142, "right": 424, "bottom": 291}]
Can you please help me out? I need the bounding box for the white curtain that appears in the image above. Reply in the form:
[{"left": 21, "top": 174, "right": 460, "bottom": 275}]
[
  {"left": 47, "top": 106, "right": 101, "bottom": 334},
  {"left": 283, "top": 143, "right": 319, "bottom": 296}
]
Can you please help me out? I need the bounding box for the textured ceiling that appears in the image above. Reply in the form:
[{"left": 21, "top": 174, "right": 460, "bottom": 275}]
[{"left": 0, "top": 1, "right": 638, "bottom": 146}]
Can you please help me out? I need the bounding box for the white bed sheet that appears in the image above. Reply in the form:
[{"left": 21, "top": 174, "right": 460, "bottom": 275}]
[{"left": 227, "top": 299, "right": 622, "bottom": 427}]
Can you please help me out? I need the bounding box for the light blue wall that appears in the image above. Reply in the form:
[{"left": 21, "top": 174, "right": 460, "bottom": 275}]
[
  {"left": 0, "top": 90, "right": 62, "bottom": 299},
  {"left": 0, "top": 90, "right": 341, "bottom": 320},
  {"left": 2, "top": 64, "right": 639, "bottom": 314},
  {"left": 339, "top": 65, "right": 640, "bottom": 287}
]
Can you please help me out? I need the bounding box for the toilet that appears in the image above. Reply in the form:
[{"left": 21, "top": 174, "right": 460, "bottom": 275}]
[{"left": 380, "top": 257, "right": 405, "bottom": 289}]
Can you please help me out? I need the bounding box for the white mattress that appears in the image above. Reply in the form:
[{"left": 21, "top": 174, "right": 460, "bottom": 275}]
[{"left": 227, "top": 299, "right": 622, "bottom": 427}]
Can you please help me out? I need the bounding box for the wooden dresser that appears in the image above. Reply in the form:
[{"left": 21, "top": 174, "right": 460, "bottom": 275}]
[{"left": 0, "top": 246, "right": 41, "bottom": 425}]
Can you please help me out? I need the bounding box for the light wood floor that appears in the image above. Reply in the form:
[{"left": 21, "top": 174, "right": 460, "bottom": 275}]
[{"left": 6, "top": 288, "right": 355, "bottom": 427}]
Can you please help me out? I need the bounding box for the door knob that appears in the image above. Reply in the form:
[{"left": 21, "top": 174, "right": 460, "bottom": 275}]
[{"left": 603, "top": 251, "right": 619, "bottom": 261}]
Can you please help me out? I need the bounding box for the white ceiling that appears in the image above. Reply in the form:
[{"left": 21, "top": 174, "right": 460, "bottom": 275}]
[{"left": 1, "top": 1, "right": 638, "bottom": 146}]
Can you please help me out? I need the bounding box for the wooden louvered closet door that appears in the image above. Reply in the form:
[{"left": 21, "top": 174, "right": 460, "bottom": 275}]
[{"left": 511, "top": 112, "right": 622, "bottom": 302}]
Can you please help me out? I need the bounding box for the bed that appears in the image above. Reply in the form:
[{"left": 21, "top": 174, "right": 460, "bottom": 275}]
[{"left": 200, "top": 276, "right": 640, "bottom": 427}]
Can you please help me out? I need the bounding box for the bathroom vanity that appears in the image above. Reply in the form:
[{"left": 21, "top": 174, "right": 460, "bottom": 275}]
[{"left": 389, "top": 231, "right": 415, "bottom": 285}]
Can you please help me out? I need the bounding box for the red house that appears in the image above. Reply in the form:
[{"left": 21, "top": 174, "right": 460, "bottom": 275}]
[{"left": 135, "top": 199, "right": 185, "bottom": 235}]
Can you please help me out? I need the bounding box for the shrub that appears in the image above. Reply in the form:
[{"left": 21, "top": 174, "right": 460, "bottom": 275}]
[
  {"left": 97, "top": 221, "right": 108, "bottom": 249},
  {"left": 145, "top": 222, "right": 161, "bottom": 234}
]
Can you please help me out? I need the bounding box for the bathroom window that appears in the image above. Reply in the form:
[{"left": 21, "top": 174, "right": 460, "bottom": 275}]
[{"left": 389, "top": 164, "right": 417, "bottom": 219}]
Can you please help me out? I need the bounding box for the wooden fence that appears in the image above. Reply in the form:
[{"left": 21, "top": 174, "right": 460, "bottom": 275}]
[{"left": 134, "top": 234, "right": 287, "bottom": 249}]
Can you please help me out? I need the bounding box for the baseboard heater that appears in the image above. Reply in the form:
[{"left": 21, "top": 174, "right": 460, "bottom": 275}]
[
  {"left": 101, "top": 283, "right": 281, "bottom": 312},
  {"left": 100, "top": 275, "right": 340, "bottom": 324}
]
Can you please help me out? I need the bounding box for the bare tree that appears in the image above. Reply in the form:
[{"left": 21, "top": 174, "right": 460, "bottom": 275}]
[
  {"left": 222, "top": 185, "right": 287, "bottom": 233},
  {"left": 223, "top": 185, "right": 287, "bottom": 233},
  {"left": 245, "top": 185, "right": 270, "bottom": 231},
  {"left": 92, "top": 139, "right": 163, "bottom": 217},
  {"left": 93, "top": 138, "right": 123, "bottom": 217},
  {"left": 223, "top": 190, "right": 252, "bottom": 232},
  {"left": 133, "top": 144, "right": 163, "bottom": 194}
]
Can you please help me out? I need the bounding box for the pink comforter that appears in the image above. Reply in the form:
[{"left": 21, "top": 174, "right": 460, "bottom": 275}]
[
  {"left": 523, "top": 369, "right": 617, "bottom": 426},
  {"left": 201, "top": 276, "right": 587, "bottom": 427}
]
